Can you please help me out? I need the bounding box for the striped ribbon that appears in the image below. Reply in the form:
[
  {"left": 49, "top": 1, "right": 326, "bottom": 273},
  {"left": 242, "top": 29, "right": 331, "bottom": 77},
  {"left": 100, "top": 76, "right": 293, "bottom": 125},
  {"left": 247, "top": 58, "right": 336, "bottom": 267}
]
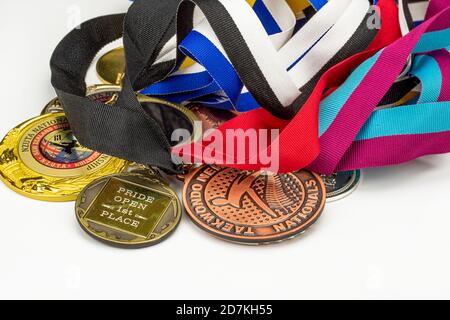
[
  {"left": 142, "top": 0, "right": 377, "bottom": 117},
  {"left": 142, "top": 0, "right": 431, "bottom": 113},
  {"left": 56, "top": 0, "right": 450, "bottom": 174},
  {"left": 142, "top": 0, "right": 310, "bottom": 112},
  {"left": 175, "top": 0, "right": 450, "bottom": 174},
  {"left": 135, "top": 0, "right": 428, "bottom": 117},
  {"left": 142, "top": 0, "right": 301, "bottom": 111}
]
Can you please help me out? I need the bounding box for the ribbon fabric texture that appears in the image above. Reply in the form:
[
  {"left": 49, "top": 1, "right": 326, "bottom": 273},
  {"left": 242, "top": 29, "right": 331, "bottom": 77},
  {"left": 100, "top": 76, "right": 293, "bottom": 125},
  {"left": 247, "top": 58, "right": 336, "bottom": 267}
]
[
  {"left": 143, "top": 0, "right": 379, "bottom": 116},
  {"left": 175, "top": 0, "right": 450, "bottom": 174},
  {"left": 49, "top": 0, "right": 319, "bottom": 172},
  {"left": 51, "top": 0, "right": 450, "bottom": 176}
]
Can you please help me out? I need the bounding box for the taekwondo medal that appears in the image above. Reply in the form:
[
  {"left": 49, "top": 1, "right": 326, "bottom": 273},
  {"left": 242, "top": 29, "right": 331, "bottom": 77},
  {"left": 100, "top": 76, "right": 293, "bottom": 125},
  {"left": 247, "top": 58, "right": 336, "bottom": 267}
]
[{"left": 182, "top": 165, "right": 326, "bottom": 245}]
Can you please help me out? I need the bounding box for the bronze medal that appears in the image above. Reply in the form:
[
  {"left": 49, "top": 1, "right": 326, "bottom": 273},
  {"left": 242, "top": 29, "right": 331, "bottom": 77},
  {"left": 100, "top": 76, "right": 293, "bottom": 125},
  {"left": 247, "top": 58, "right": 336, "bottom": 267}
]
[
  {"left": 182, "top": 165, "right": 326, "bottom": 245},
  {"left": 187, "top": 103, "right": 236, "bottom": 131}
]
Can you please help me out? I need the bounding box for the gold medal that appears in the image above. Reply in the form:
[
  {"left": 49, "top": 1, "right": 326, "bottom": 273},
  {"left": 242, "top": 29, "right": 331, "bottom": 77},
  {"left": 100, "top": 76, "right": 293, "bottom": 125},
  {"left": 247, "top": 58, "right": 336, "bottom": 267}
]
[
  {"left": 96, "top": 47, "right": 125, "bottom": 85},
  {"left": 0, "top": 113, "right": 128, "bottom": 201},
  {"left": 42, "top": 97, "right": 64, "bottom": 114},
  {"left": 75, "top": 169, "right": 182, "bottom": 248}
]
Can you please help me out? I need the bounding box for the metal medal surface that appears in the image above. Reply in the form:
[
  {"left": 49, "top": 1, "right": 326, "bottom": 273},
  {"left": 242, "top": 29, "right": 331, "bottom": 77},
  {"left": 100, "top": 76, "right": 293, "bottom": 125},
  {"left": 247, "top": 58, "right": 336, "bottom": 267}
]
[
  {"left": 322, "top": 170, "right": 361, "bottom": 202},
  {"left": 187, "top": 103, "right": 236, "bottom": 131},
  {"left": 96, "top": 47, "right": 125, "bottom": 85},
  {"left": 76, "top": 172, "right": 181, "bottom": 248},
  {"left": 0, "top": 113, "right": 128, "bottom": 201},
  {"left": 42, "top": 97, "right": 64, "bottom": 114},
  {"left": 41, "top": 84, "right": 121, "bottom": 114},
  {"left": 183, "top": 165, "right": 326, "bottom": 245}
]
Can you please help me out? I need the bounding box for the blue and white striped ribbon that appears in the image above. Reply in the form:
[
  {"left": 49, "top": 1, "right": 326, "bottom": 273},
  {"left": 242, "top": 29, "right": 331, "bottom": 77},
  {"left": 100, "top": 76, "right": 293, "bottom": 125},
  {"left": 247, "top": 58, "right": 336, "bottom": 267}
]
[{"left": 142, "top": 0, "right": 374, "bottom": 113}]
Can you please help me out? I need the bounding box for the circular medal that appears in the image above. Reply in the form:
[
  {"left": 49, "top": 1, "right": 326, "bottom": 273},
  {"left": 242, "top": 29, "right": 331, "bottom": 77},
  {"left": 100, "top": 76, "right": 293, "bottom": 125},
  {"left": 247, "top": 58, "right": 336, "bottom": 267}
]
[
  {"left": 0, "top": 113, "right": 128, "bottom": 201},
  {"left": 183, "top": 165, "right": 326, "bottom": 245},
  {"left": 96, "top": 47, "right": 125, "bottom": 85},
  {"left": 76, "top": 172, "right": 181, "bottom": 248},
  {"left": 322, "top": 170, "right": 361, "bottom": 202},
  {"left": 41, "top": 84, "right": 121, "bottom": 114}
]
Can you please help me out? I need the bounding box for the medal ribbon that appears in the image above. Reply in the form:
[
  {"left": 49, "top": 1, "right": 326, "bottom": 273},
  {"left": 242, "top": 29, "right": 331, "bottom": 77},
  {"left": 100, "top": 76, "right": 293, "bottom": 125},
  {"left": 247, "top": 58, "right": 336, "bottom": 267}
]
[
  {"left": 143, "top": 0, "right": 428, "bottom": 112},
  {"left": 50, "top": 6, "right": 185, "bottom": 172},
  {"left": 49, "top": 0, "right": 315, "bottom": 172},
  {"left": 141, "top": 0, "right": 301, "bottom": 111},
  {"left": 142, "top": 0, "right": 379, "bottom": 116},
  {"left": 51, "top": 0, "right": 450, "bottom": 175},
  {"left": 50, "top": 0, "right": 380, "bottom": 171},
  {"left": 176, "top": 0, "right": 450, "bottom": 174}
]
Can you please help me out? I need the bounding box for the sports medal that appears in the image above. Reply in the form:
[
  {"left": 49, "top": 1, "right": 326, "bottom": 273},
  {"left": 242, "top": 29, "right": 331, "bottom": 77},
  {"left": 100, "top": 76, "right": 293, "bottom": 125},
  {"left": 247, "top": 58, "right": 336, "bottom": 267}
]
[
  {"left": 34, "top": 0, "right": 450, "bottom": 250},
  {"left": 96, "top": 47, "right": 125, "bottom": 85},
  {"left": 182, "top": 165, "right": 326, "bottom": 245},
  {"left": 322, "top": 171, "right": 361, "bottom": 202},
  {"left": 76, "top": 171, "right": 181, "bottom": 248},
  {"left": 0, "top": 113, "right": 128, "bottom": 201},
  {"left": 74, "top": 98, "right": 200, "bottom": 247}
]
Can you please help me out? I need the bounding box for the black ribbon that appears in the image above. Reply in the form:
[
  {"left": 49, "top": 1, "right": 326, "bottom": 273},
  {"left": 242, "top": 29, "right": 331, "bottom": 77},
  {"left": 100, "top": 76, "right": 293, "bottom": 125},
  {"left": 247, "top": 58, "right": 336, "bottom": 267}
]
[{"left": 50, "top": 6, "right": 186, "bottom": 172}]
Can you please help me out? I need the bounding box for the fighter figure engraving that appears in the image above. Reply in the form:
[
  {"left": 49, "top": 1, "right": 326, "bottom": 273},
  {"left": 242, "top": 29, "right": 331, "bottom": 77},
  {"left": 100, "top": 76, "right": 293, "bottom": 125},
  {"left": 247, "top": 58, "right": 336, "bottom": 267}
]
[{"left": 210, "top": 171, "right": 280, "bottom": 218}]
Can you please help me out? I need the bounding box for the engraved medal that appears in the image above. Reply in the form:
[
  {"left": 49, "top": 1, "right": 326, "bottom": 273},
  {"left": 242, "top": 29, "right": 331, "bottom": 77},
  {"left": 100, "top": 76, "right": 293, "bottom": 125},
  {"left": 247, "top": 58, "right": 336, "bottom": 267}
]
[
  {"left": 76, "top": 172, "right": 181, "bottom": 248},
  {"left": 0, "top": 113, "right": 128, "bottom": 201},
  {"left": 183, "top": 165, "right": 326, "bottom": 245},
  {"left": 73, "top": 98, "right": 200, "bottom": 247}
]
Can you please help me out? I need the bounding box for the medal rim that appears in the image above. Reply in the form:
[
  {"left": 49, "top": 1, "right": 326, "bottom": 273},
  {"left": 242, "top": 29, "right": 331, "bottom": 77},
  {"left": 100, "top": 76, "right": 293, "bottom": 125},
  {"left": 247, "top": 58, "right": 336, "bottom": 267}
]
[
  {"left": 41, "top": 84, "right": 122, "bottom": 115},
  {"left": 0, "top": 113, "right": 129, "bottom": 202},
  {"left": 325, "top": 170, "right": 362, "bottom": 202},
  {"left": 43, "top": 86, "right": 201, "bottom": 144},
  {"left": 138, "top": 95, "right": 202, "bottom": 143},
  {"left": 182, "top": 165, "right": 326, "bottom": 245},
  {"left": 75, "top": 173, "right": 182, "bottom": 248}
]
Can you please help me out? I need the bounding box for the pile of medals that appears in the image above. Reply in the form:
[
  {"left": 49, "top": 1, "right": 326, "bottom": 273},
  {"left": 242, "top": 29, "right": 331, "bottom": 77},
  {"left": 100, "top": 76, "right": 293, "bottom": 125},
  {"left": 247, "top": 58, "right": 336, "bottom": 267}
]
[{"left": 1, "top": 0, "right": 449, "bottom": 248}]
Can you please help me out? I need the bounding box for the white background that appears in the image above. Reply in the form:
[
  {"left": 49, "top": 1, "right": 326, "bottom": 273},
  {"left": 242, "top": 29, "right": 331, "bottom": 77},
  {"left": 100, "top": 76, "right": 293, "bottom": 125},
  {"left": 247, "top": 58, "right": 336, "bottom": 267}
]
[{"left": 1, "top": 0, "right": 450, "bottom": 300}]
